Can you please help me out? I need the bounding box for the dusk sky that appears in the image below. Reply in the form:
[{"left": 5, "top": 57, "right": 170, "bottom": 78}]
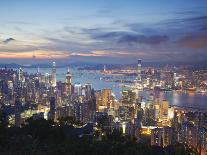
[{"left": 0, "top": 0, "right": 207, "bottom": 65}]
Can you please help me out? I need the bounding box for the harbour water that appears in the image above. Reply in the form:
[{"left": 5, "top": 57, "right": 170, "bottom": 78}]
[{"left": 23, "top": 67, "right": 207, "bottom": 109}]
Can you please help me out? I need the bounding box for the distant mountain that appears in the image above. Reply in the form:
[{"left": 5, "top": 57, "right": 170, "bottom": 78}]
[
  {"left": 0, "top": 63, "right": 22, "bottom": 68},
  {"left": 0, "top": 61, "right": 207, "bottom": 70}
]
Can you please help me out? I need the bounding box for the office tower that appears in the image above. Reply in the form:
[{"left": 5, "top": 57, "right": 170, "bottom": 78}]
[
  {"left": 151, "top": 127, "right": 173, "bottom": 147},
  {"left": 7, "top": 81, "right": 14, "bottom": 100},
  {"left": 65, "top": 68, "right": 72, "bottom": 84},
  {"left": 74, "top": 83, "right": 82, "bottom": 96},
  {"left": 74, "top": 98, "right": 91, "bottom": 123},
  {"left": 18, "top": 68, "right": 21, "bottom": 81},
  {"left": 0, "top": 80, "right": 8, "bottom": 95},
  {"left": 102, "top": 89, "right": 113, "bottom": 108},
  {"left": 163, "top": 127, "right": 173, "bottom": 147},
  {"left": 154, "top": 104, "right": 160, "bottom": 120},
  {"left": 199, "top": 128, "right": 207, "bottom": 155},
  {"left": 12, "top": 73, "right": 16, "bottom": 84},
  {"left": 135, "top": 102, "right": 142, "bottom": 138},
  {"left": 51, "top": 62, "right": 56, "bottom": 87},
  {"left": 160, "top": 100, "right": 169, "bottom": 119},
  {"left": 104, "top": 65, "right": 106, "bottom": 72},
  {"left": 45, "top": 73, "right": 50, "bottom": 88},
  {"left": 15, "top": 99, "right": 21, "bottom": 127},
  {"left": 85, "top": 83, "right": 92, "bottom": 100},
  {"left": 18, "top": 68, "right": 24, "bottom": 82},
  {"left": 137, "top": 59, "right": 142, "bottom": 82},
  {"left": 122, "top": 90, "right": 136, "bottom": 105},
  {"left": 65, "top": 68, "right": 72, "bottom": 96},
  {"left": 151, "top": 128, "right": 163, "bottom": 146},
  {"left": 96, "top": 89, "right": 114, "bottom": 112},
  {"left": 49, "top": 97, "right": 56, "bottom": 120},
  {"left": 74, "top": 102, "right": 82, "bottom": 122}
]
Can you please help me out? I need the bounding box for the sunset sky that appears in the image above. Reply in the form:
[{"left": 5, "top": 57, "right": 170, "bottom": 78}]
[{"left": 0, "top": 0, "right": 207, "bottom": 65}]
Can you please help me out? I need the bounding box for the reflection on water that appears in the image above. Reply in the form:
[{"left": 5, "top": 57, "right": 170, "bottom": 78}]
[
  {"left": 172, "top": 91, "right": 179, "bottom": 106},
  {"left": 162, "top": 91, "right": 207, "bottom": 108},
  {"left": 23, "top": 67, "right": 207, "bottom": 109}
]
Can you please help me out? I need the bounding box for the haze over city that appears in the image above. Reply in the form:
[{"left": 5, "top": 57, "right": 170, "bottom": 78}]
[
  {"left": 1, "top": 1, "right": 207, "bottom": 155},
  {"left": 1, "top": 0, "right": 207, "bottom": 65}
]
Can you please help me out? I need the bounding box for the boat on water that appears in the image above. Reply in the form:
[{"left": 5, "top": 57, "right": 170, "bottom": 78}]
[
  {"left": 186, "top": 87, "right": 196, "bottom": 92},
  {"left": 154, "top": 86, "right": 172, "bottom": 91},
  {"left": 197, "top": 89, "right": 207, "bottom": 94}
]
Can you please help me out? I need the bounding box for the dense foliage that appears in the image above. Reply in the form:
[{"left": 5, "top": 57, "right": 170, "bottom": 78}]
[{"left": 0, "top": 112, "right": 196, "bottom": 155}]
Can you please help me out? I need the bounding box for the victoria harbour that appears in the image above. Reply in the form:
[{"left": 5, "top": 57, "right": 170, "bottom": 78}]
[
  {"left": 1, "top": 0, "right": 207, "bottom": 154},
  {"left": 23, "top": 66, "right": 207, "bottom": 109}
]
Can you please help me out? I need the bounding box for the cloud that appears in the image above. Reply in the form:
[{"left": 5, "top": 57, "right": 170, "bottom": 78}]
[
  {"left": 177, "top": 34, "right": 207, "bottom": 48},
  {"left": 83, "top": 28, "right": 168, "bottom": 45},
  {"left": 1, "top": 12, "right": 207, "bottom": 64},
  {"left": 70, "top": 50, "right": 146, "bottom": 57},
  {"left": 3, "top": 38, "right": 15, "bottom": 44},
  {"left": 118, "top": 34, "right": 169, "bottom": 45},
  {"left": 161, "top": 15, "right": 207, "bottom": 33},
  {"left": 187, "top": 15, "right": 207, "bottom": 22}
]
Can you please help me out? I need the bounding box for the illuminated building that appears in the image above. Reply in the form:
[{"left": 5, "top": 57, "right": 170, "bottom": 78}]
[
  {"left": 150, "top": 126, "right": 173, "bottom": 147},
  {"left": 122, "top": 89, "right": 136, "bottom": 105},
  {"left": 180, "top": 123, "right": 198, "bottom": 148},
  {"left": 65, "top": 68, "right": 72, "bottom": 96},
  {"left": 45, "top": 73, "right": 50, "bottom": 88},
  {"left": 163, "top": 126, "right": 173, "bottom": 147},
  {"left": 161, "top": 100, "right": 169, "bottom": 118},
  {"left": 74, "top": 83, "right": 82, "bottom": 96},
  {"left": 15, "top": 99, "right": 21, "bottom": 127},
  {"left": 84, "top": 83, "right": 92, "bottom": 100},
  {"left": 102, "top": 89, "right": 113, "bottom": 108},
  {"left": 96, "top": 89, "right": 114, "bottom": 112},
  {"left": 17, "top": 67, "right": 25, "bottom": 83},
  {"left": 56, "top": 106, "right": 73, "bottom": 119},
  {"left": 48, "top": 97, "right": 56, "bottom": 120},
  {"left": 51, "top": 62, "right": 56, "bottom": 87},
  {"left": 74, "top": 102, "right": 85, "bottom": 122},
  {"left": 7, "top": 80, "right": 14, "bottom": 100},
  {"left": 154, "top": 104, "right": 160, "bottom": 120},
  {"left": 137, "top": 59, "right": 142, "bottom": 82},
  {"left": 168, "top": 107, "right": 174, "bottom": 120},
  {"left": 104, "top": 65, "right": 106, "bottom": 72},
  {"left": 151, "top": 128, "right": 163, "bottom": 146},
  {"left": 107, "top": 108, "right": 116, "bottom": 118},
  {"left": 200, "top": 128, "right": 207, "bottom": 155},
  {"left": 122, "top": 122, "right": 126, "bottom": 134},
  {"left": 141, "top": 127, "right": 151, "bottom": 135}
]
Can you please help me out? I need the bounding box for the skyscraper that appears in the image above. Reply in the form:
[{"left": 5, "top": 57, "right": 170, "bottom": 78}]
[
  {"left": 15, "top": 98, "right": 21, "bottom": 127},
  {"left": 65, "top": 68, "right": 72, "bottom": 84},
  {"left": 49, "top": 96, "right": 56, "bottom": 120},
  {"left": 96, "top": 89, "right": 114, "bottom": 112},
  {"left": 51, "top": 62, "right": 56, "bottom": 87},
  {"left": 18, "top": 67, "right": 24, "bottom": 82},
  {"left": 137, "top": 59, "right": 142, "bottom": 82},
  {"left": 85, "top": 83, "right": 92, "bottom": 100},
  {"left": 65, "top": 68, "right": 72, "bottom": 96},
  {"left": 104, "top": 65, "right": 106, "bottom": 72},
  {"left": 74, "top": 83, "right": 82, "bottom": 96}
]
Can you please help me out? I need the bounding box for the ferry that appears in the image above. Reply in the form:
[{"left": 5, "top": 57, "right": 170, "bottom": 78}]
[
  {"left": 186, "top": 87, "right": 196, "bottom": 92},
  {"left": 197, "top": 89, "right": 207, "bottom": 94}
]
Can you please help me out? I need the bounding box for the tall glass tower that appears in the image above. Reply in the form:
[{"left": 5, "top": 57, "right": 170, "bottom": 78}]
[
  {"left": 51, "top": 62, "right": 56, "bottom": 87},
  {"left": 137, "top": 59, "right": 142, "bottom": 82},
  {"left": 65, "top": 68, "right": 72, "bottom": 95}
]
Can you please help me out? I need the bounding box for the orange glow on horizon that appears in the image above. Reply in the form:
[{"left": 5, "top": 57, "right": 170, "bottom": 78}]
[
  {"left": 0, "top": 50, "right": 147, "bottom": 59},
  {"left": 0, "top": 50, "right": 70, "bottom": 59}
]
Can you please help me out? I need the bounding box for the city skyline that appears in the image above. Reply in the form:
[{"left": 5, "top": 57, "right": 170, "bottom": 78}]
[
  {"left": 1, "top": 0, "right": 207, "bottom": 65},
  {"left": 1, "top": 1, "right": 207, "bottom": 154}
]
